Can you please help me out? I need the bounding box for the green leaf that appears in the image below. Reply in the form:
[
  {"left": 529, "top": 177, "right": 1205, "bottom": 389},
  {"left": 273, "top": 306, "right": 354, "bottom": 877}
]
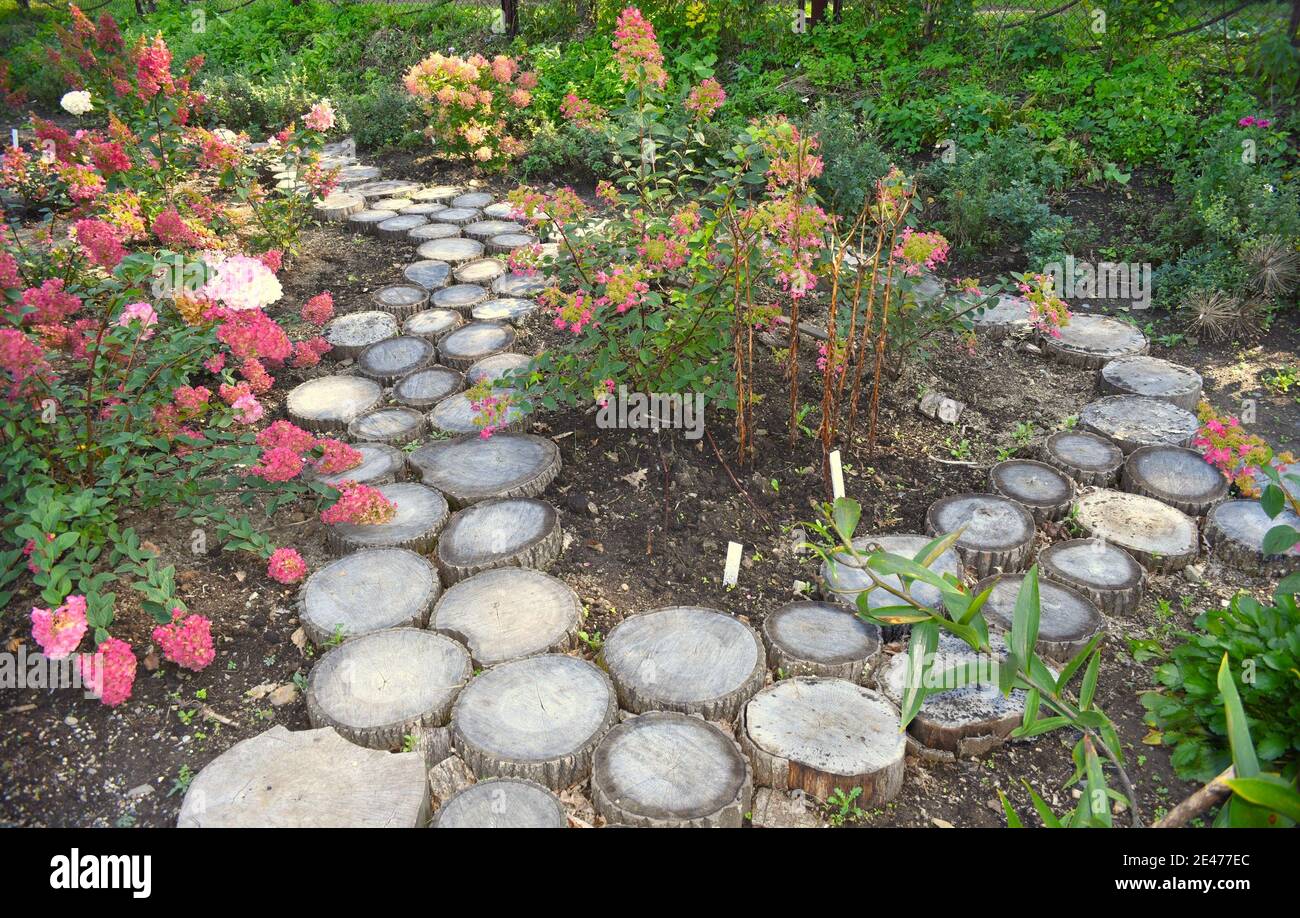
[
  {"left": 1261, "top": 524, "right": 1300, "bottom": 556},
  {"left": 1079, "top": 649, "right": 1101, "bottom": 710},
  {"left": 830, "top": 498, "right": 860, "bottom": 543},
  {"left": 1056, "top": 633, "right": 1103, "bottom": 691},
  {"left": 899, "top": 622, "right": 937, "bottom": 730},
  {"left": 1021, "top": 780, "right": 1063, "bottom": 828},
  {"left": 1011, "top": 564, "right": 1040, "bottom": 665},
  {"left": 1217, "top": 653, "right": 1259, "bottom": 778},
  {"left": 1223, "top": 776, "right": 1300, "bottom": 823},
  {"left": 1260, "top": 484, "right": 1285, "bottom": 519},
  {"left": 997, "top": 790, "right": 1023, "bottom": 828}
]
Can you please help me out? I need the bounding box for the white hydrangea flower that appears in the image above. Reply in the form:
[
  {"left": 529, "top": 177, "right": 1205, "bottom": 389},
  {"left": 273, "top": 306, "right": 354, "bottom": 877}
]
[{"left": 60, "top": 90, "right": 94, "bottom": 116}]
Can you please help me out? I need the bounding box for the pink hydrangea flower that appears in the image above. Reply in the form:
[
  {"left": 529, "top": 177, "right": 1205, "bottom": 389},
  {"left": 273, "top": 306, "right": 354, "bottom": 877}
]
[
  {"left": 321, "top": 481, "right": 397, "bottom": 525},
  {"left": 79, "top": 637, "right": 137, "bottom": 706},
  {"left": 232, "top": 393, "right": 263, "bottom": 424},
  {"left": 116, "top": 301, "right": 158, "bottom": 338},
  {"left": 685, "top": 78, "right": 726, "bottom": 120},
  {"left": 250, "top": 445, "right": 304, "bottom": 482},
  {"left": 257, "top": 420, "right": 317, "bottom": 453},
  {"left": 30, "top": 595, "right": 89, "bottom": 659},
  {"left": 152, "top": 611, "right": 215, "bottom": 672},
  {"left": 74, "top": 218, "right": 126, "bottom": 269},
  {"left": 304, "top": 99, "right": 336, "bottom": 132},
  {"left": 267, "top": 547, "right": 307, "bottom": 584},
  {"left": 314, "top": 438, "right": 363, "bottom": 474},
  {"left": 300, "top": 291, "right": 334, "bottom": 325}
]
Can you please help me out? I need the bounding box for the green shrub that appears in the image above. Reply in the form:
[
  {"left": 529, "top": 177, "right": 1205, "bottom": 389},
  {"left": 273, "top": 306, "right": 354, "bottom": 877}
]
[
  {"left": 518, "top": 119, "right": 612, "bottom": 181},
  {"left": 801, "top": 101, "right": 890, "bottom": 217},
  {"left": 199, "top": 68, "right": 326, "bottom": 136},
  {"left": 338, "top": 83, "right": 420, "bottom": 152}
]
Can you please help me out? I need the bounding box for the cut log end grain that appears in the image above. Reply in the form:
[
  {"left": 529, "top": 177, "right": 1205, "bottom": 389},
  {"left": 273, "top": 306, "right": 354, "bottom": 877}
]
[
  {"left": 352, "top": 180, "right": 421, "bottom": 199},
  {"left": 392, "top": 366, "right": 464, "bottom": 410},
  {"left": 371, "top": 197, "right": 415, "bottom": 212},
  {"left": 298, "top": 547, "right": 442, "bottom": 646},
  {"left": 1043, "top": 313, "right": 1148, "bottom": 368},
  {"left": 438, "top": 321, "right": 516, "bottom": 370},
  {"left": 1079, "top": 395, "right": 1200, "bottom": 455},
  {"left": 988, "top": 459, "right": 1076, "bottom": 522},
  {"left": 1073, "top": 488, "right": 1199, "bottom": 573},
  {"left": 286, "top": 375, "right": 384, "bottom": 433},
  {"left": 346, "top": 405, "right": 427, "bottom": 446},
  {"left": 402, "top": 308, "right": 463, "bottom": 342},
  {"left": 432, "top": 778, "right": 567, "bottom": 828},
  {"left": 1121, "top": 445, "right": 1229, "bottom": 517},
  {"left": 334, "top": 165, "right": 382, "bottom": 187},
  {"left": 428, "top": 390, "right": 528, "bottom": 437},
  {"left": 466, "top": 352, "right": 533, "bottom": 386},
  {"left": 972, "top": 574, "right": 1104, "bottom": 662},
  {"left": 346, "top": 209, "right": 397, "bottom": 234},
  {"left": 370, "top": 283, "right": 430, "bottom": 320},
  {"left": 1099, "top": 355, "right": 1203, "bottom": 412},
  {"left": 404, "top": 259, "right": 452, "bottom": 291},
  {"left": 408, "top": 432, "right": 560, "bottom": 507},
  {"left": 1041, "top": 430, "right": 1124, "bottom": 487},
  {"left": 1205, "top": 500, "right": 1300, "bottom": 572},
  {"left": 487, "top": 232, "right": 538, "bottom": 255},
  {"left": 464, "top": 220, "right": 524, "bottom": 243},
  {"left": 356, "top": 335, "right": 437, "bottom": 385},
  {"left": 493, "top": 271, "right": 551, "bottom": 298},
  {"left": 1037, "top": 538, "right": 1145, "bottom": 617},
  {"left": 739, "top": 677, "right": 905, "bottom": 805},
  {"left": 313, "top": 191, "right": 364, "bottom": 221},
  {"left": 451, "top": 654, "right": 617, "bottom": 790},
  {"left": 431, "top": 567, "right": 580, "bottom": 667},
  {"left": 761, "top": 601, "right": 881, "bottom": 682},
  {"left": 482, "top": 201, "right": 515, "bottom": 219},
  {"left": 432, "top": 283, "right": 490, "bottom": 315},
  {"left": 430, "top": 206, "right": 482, "bottom": 228},
  {"left": 971, "top": 295, "right": 1033, "bottom": 338},
  {"left": 305, "top": 628, "right": 471, "bottom": 751},
  {"left": 376, "top": 214, "right": 428, "bottom": 241},
  {"left": 451, "top": 192, "right": 494, "bottom": 209},
  {"left": 177, "top": 725, "right": 429, "bottom": 828},
  {"left": 400, "top": 202, "right": 448, "bottom": 217},
  {"left": 409, "top": 223, "right": 462, "bottom": 244},
  {"left": 410, "top": 184, "right": 461, "bottom": 204},
  {"left": 925, "top": 493, "right": 1036, "bottom": 578},
  {"left": 434, "top": 496, "right": 561, "bottom": 584},
  {"left": 323, "top": 311, "right": 400, "bottom": 361},
  {"left": 417, "top": 237, "right": 484, "bottom": 265},
  {"left": 472, "top": 297, "right": 537, "bottom": 324},
  {"left": 302, "top": 441, "right": 406, "bottom": 489},
  {"left": 591, "top": 712, "right": 753, "bottom": 828},
  {"left": 325, "top": 482, "right": 450, "bottom": 556},
  {"left": 600, "top": 606, "right": 766, "bottom": 722},
  {"left": 454, "top": 257, "right": 507, "bottom": 286}
]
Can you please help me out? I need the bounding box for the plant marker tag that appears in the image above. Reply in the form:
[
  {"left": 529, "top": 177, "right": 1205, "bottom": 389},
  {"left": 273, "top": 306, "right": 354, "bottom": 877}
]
[
  {"left": 829, "top": 450, "right": 845, "bottom": 499},
  {"left": 723, "top": 541, "right": 743, "bottom": 587},
  {"left": 10, "top": 128, "right": 17, "bottom": 149}
]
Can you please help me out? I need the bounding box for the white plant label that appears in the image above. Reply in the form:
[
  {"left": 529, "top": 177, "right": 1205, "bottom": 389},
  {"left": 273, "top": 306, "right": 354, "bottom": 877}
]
[
  {"left": 723, "top": 541, "right": 743, "bottom": 587},
  {"left": 829, "top": 450, "right": 845, "bottom": 500}
]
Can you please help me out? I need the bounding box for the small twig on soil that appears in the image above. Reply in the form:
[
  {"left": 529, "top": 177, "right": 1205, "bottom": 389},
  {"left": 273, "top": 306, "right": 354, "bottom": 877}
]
[
  {"left": 704, "top": 428, "right": 775, "bottom": 531},
  {"left": 1152, "top": 767, "right": 1234, "bottom": 828}
]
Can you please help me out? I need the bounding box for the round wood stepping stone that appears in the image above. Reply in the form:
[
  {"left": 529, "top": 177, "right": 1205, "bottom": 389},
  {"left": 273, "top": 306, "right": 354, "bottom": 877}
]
[
  {"left": 376, "top": 214, "right": 428, "bottom": 241},
  {"left": 482, "top": 201, "right": 516, "bottom": 219},
  {"left": 372, "top": 197, "right": 414, "bottom": 212},
  {"left": 493, "top": 271, "right": 550, "bottom": 297},
  {"left": 403, "top": 308, "right": 463, "bottom": 342},
  {"left": 1079, "top": 395, "right": 1199, "bottom": 455},
  {"left": 352, "top": 179, "right": 421, "bottom": 199},
  {"left": 323, "top": 310, "right": 400, "bottom": 360},
  {"left": 434, "top": 496, "right": 561, "bottom": 583},
  {"left": 432, "top": 283, "right": 489, "bottom": 315},
  {"left": 601, "top": 606, "right": 765, "bottom": 722},
  {"left": 392, "top": 366, "right": 463, "bottom": 409},
  {"left": 1099, "top": 355, "right": 1202, "bottom": 411},
  {"left": 299, "top": 547, "right": 441, "bottom": 645},
  {"left": 1206, "top": 499, "right": 1300, "bottom": 571},
  {"left": 451, "top": 654, "right": 617, "bottom": 789},
  {"left": 988, "top": 458, "right": 1075, "bottom": 522},
  {"left": 464, "top": 219, "right": 524, "bottom": 241},
  {"left": 1073, "top": 488, "right": 1198, "bottom": 572},
  {"left": 417, "top": 237, "right": 483, "bottom": 264},
  {"left": 346, "top": 405, "right": 427, "bottom": 446},
  {"left": 335, "top": 164, "right": 382, "bottom": 186},
  {"left": 591, "top": 712, "right": 752, "bottom": 828},
  {"left": 451, "top": 192, "right": 494, "bottom": 209},
  {"left": 466, "top": 352, "right": 533, "bottom": 386},
  {"left": 1122, "top": 445, "right": 1228, "bottom": 516},
  {"left": 356, "top": 335, "right": 437, "bottom": 385},
  {"left": 739, "top": 677, "right": 904, "bottom": 803},
  {"left": 438, "top": 321, "right": 515, "bottom": 369},
  {"left": 306, "top": 628, "right": 471, "bottom": 751},
  {"left": 303, "top": 441, "right": 406, "bottom": 488},
  {"left": 454, "top": 257, "right": 507, "bottom": 286},
  {"left": 401, "top": 201, "right": 447, "bottom": 217},
  {"left": 971, "top": 295, "right": 1033, "bottom": 338},
  {"left": 314, "top": 191, "right": 364, "bottom": 221},
  {"left": 431, "top": 206, "right": 481, "bottom": 227},
  {"left": 286, "top": 375, "right": 383, "bottom": 433},
  {"left": 820, "top": 534, "right": 964, "bottom": 639},
  {"left": 177, "top": 725, "right": 429, "bottom": 828},
  {"left": 761, "top": 601, "right": 881, "bottom": 681},
  {"left": 346, "top": 209, "right": 397, "bottom": 234},
  {"left": 370, "top": 282, "right": 429, "bottom": 319},
  {"left": 879, "top": 632, "right": 1029, "bottom": 757},
  {"left": 432, "top": 567, "right": 580, "bottom": 666},
  {"left": 972, "top": 574, "right": 1104, "bottom": 661},
  {"left": 325, "top": 482, "right": 450, "bottom": 556},
  {"left": 404, "top": 259, "right": 452, "bottom": 290},
  {"left": 409, "top": 222, "right": 462, "bottom": 243},
  {"left": 429, "top": 390, "right": 528, "bottom": 436},
  {"left": 410, "top": 185, "right": 460, "bottom": 204},
  {"left": 487, "top": 232, "right": 538, "bottom": 255},
  {"left": 472, "top": 297, "right": 537, "bottom": 323},
  {"left": 433, "top": 778, "right": 566, "bottom": 828},
  {"left": 1044, "top": 313, "right": 1148, "bottom": 368},
  {"left": 1038, "top": 538, "right": 1145, "bottom": 617},
  {"left": 409, "top": 431, "right": 559, "bottom": 507},
  {"left": 925, "top": 493, "right": 1036, "bottom": 578},
  {"left": 1042, "top": 429, "right": 1124, "bottom": 487}
]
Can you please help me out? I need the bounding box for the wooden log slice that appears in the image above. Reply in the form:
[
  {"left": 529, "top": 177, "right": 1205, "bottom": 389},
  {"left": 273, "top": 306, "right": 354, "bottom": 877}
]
[
  {"left": 403, "top": 308, "right": 463, "bottom": 342},
  {"left": 482, "top": 201, "right": 516, "bottom": 219},
  {"left": 392, "top": 366, "right": 463, "bottom": 409},
  {"left": 325, "top": 482, "right": 450, "bottom": 556},
  {"left": 451, "top": 654, "right": 617, "bottom": 789},
  {"left": 314, "top": 191, "right": 365, "bottom": 221},
  {"left": 438, "top": 321, "right": 515, "bottom": 370},
  {"left": 1122, "top": 445, "right": 1228, "bottom": 516},
  {"left": 404, "top": 259, "right": 452, "bottom": 291},
  {"left": 1079, "top": 395, "right": 1199, "bottom": 455},
  {"left": 371, "top": 197, "right": 415, "bottom": 212},
  {"left": 434, "top": 496, "right": 561, "bottom": 583},
  {"left": 761, "top": 601, "right": 882, "bottom": 682},
  {"left": 352, "top": 179, "right": 421, "bottom": 199},
  {"left": 464, "top": 219, "right": 525, "bottom": 241},
  {"left": 925, "top": 493, "right": 1037, "bottom": 578},
  {"left": 432, "top": 283, "right": 489, "bottom": 315},
  {"left": 432, "top": 778, "right": 567, "bottom": 828},
  {"left": 177, "top": 725, "right": 429, "bottom": 828},
  {"left": 493, "top": 271, "right": 551, "bottom": 297},
  {"left": 431, "top": 567, "right": 581, "bottom": 666},
  {"left": 1038, "top": 538, "right": 1145, "bottom": 617},
  {"left": 739, "top": 677, "right": 905, "bottom": 804},
  {"left": 988, "top": 458, "right": 1076, "bottom": 522},
  {"left": 335, "top": 164, "right": 382, "bottom": 186},
  {"left": 346, "top": 209, "right": 398, "bottom": 235},
  {"left": 1099, "top": 355, "right": 1202, "bottom": 411},
  {"left": 346, "top": 405, "right": 427, "bottom": 446},
  {"left": 376, "top": 214, "right": 428, "bottom": 241},
  {"left": 1043, "top": 313, "right": 1148, "bottom": 369},
  {"left": 600, "top": 606, "right": 765, "bottom": 722},
  {"left": 591, "top": 712, "right": 752, "bottom": 828},
  {"left": 472, "top": 297, "right": 537, "bottom": 323},
  {"left": 454, "top": 257, "right": 507, "bottom": 286},
  {"left": 285, "top": 371, "right": 384, "bottom": 433},
  {"left": 298, "top": 547, "right": 441, "bottom": 646},
  {"left": 431, "top": 206, "right": 482, "bottom": 227},
  {"left": 417, "top": 237, "right": 484, "bottom": 265},
  {"left": 410, "top": 185, "right": 461, "bottom": 204},
  {"left": 400, "top": 202, "right": 448, "bottom": 217},
  {"left": 356, "top": 335, "right": 437, "bottom": 385},
  {"left": 820, "top": 533, "right": 964, "bottom": 641},
  {"left": 451, "top": 192, "right": 494, "bottom": 209},
  {"left": 408, "top": 431, "right": 560, "bottom": 507},
  {"left": 466, "top": 352, "right": 534, "bottom": 386},
  {"left": 487, "top": 232, "right": 538, "bottom": 255},
  {"left": 971, "top": 574, "right": 1104, "bottom": 662},
  {"left": 1073, "top": 488, "right": 1198, "bottom": 572},
  {"left": 409, "top": 222, "right": 462, "bottom": 243},
  {"left": 323, "top": 310, "right": 400, "bottom": 361},
  {"left": 305, "top": 628, "right": 471, "bottom": 751},
  {"left": 971, "top": 295, "right": 1033, "bottom": 338},
  {"left": 370, "top": 282, "right": 430, "bottom": 320},
  {"left": 302, "top": 441, "right": 406, "bottom": 488},
  {"left": 1042, "top": 430, "right": 1124, "bottom": 487},
  {"left": 1205, "top": 500, "right": 1300, "bottom": 572},
  {"left": 428, "top": 390, "right": 528, "bottom": 437}
]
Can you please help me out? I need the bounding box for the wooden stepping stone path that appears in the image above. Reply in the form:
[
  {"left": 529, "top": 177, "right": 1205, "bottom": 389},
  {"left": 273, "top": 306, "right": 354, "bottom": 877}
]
[
  {"left": 429, "top": 390, "right": 527, "bottom": 437},
  {"left": 739, "top": 677, "right": 905, "bottom": 803},
  {"left": 314, "top": 191, "right": 364, "bottom": 221},
  {"left": 438, "top": 321, "right": 515, "bottom": 370},
  {"left": 335, "top": 164, "right": 382, "bottom": 186},
  {"left": 305, "top": 628, "right": 471, "bottom": 753},
  {"left": 434, "top": 496, "right": 561, "bottom": 583},
  {"left": 600, "top": 606, "right": 765, "bottom": 721},
  {"left": 352, "top": 179, "right": 421, "bottom": 199},
  {"left": 761, "top": 601, "right": 881, "bottom": 681},
  {"left": 1079, "top": 395, "right": 1199, "bottom": 455},
  {"left": 1122, "top": 445, "right": 1228, "bottom": 516},
  {"left": 430, "top": 206, "right": 481, "bottom": 227},
  {"left": 482, "top": 201, "right": 516, "bottom": 219},
  {"left": 346, "top": 405, "right": 426, "bottom": 446},
  {"left": 431, "top": 567, "right": 580, "bottom": 666},
  {"left": 372, "top": 197, "right": 415, "bottom": 212},
  {"left": 454, "top": 258, "right": 507, "bottom": 286},
  {"left": 494, "top": 271, "right": 550, "bottom": 297},
  {"left": 400, "top": 202, "right": 447, "bottom": 217},
  {"left": 433, "top": 283, "right": 489, "bottom": 314},
  {"left": 325, "top": 482, "right": 450, "bottom": 556},
  {"left": 1042, "top": 429, "right": 1123, "bottom": 487},
  {"left": 451, "top": 654, "right": 617, "bottom": 789},
  {"left": 464, "top": 219, "right": 524, "bottom": 241},
  {"left": 1038, "top": 538, "right": 1145, "bottom": 616},
  {"left": 925, "top": 493, "right": 1036, "bottom": 578},
  {"left": 591, "top": 712, "right": 752, "bottom": 828},
  {"left": 466, "top": 352, "right": 533, "bottom": 386},
  {"left": 409, "top": 222, "right": 462, "bottom": 243},
  {"left": 972, "top": 573, "right": 1104, "bottom": 661},
  {"left": 298, "top": 547, "right": 441, "bottom": 645},
  {"left": 1206, "top": 500, "right": 1300, "bottom": 571},
  {"left": 286, "top": 375, "right": 383, "bottom": 433},
  {"left": 177, "top": 725, "right": 429, "bottom": 828},
  {"left": 392, "top": 366, "right": 463, "bottom": 409},
  {"left": 418, "top": 237, "right": 483, "bottom": 264},
  {"left": 403, "top": 308, "right": 463, "bottom": 342},
  {"left": 1044, "top": 313, "right": 1148, "bottom": 368},
  {"left": 433, "top": 779, "right": 567, "bottom": 829},
  {"left": 1073, "top": 489, "right": 1198, "bottom": 572},
  {"left": 356, "top": 334, "right": 437, "bottom": 385},
  {"left": 820, "top": 533, "right": 963, "bottom": 640},
  {"left": 409, "top": 432, "right": 560, "bottom": 507},
  {"left": 346, "top": 208, "right": 397, "bottom": 234},
  {"left": 376, "top": 214, "right": 428, "bottom": 241},
  {"left": 988, "top": 458, "right": 1075, "bottom": 522},
  {"left": 370, "top": 282, "right": 429, "bottom": 320},
  {"left": 472, "top": 297, "right": 536, "bottom": 323},
  {"left": 324, "top": 310, "right": 400, "bottom": 360},
  {"left": 404, "top": 259, "right": 452, "bottom": 290},
  {"left": 302, "top": 441, "right": 406, "bottom": 488},
  {"left": 487, "top": 233, "right": 537, "bottom": 255},
  {"left": 411, "top": 185, "right": 460, "bottom": 204},
  {"left": 452, "top": 192, "right": 494, "bottom": 209},
  {"left": 971, "top": 295, "right": 1033, "bottom": 338},
  {"left": 1099, "top": 355, "right": 1202, "bottom": 411}
]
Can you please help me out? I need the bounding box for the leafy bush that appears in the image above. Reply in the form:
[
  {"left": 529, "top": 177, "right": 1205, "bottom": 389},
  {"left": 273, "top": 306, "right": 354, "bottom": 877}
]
[
  {"left": 801, "top": 101, "right": 890, "bottom": 218},
  {"left": 518, "top": 118, "right": 612, "bottom": 180},
  {"left": 338, "top": 82, "right": 419, "bottom": 152}
]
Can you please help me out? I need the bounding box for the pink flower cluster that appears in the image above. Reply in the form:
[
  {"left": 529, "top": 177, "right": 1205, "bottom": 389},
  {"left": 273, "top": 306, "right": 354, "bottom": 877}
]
[
  {"left": 685, "top": 78, "right": 726, "bottom": 120},
  {"left": 200, "top": 253, "right": 283, "bottom": 312},
  {"left": 304, "top": 99, "right": 336, "bottom": 133},
  {"left": 320, "top": 480, "right": 397, "bottom": 526},
  {"left": 561, "top": 93, "right": 607, "bottom": 130},
  {"left": 152, "top": 609, "right": 215, "bottom": 671},
  {"left": 74, "top": 218, "right": 125, "bottom": 269},
  {"left": 250, "top": 421, "right": 360, "bottom": 482},
  {"left": 30, "top": 595, "right": 89, "bottom": 659},
  {"left": 267, "top": 547, "right": 307, "bottom": 584},
  {"left": 613, "top": 7, "right": 667, "bottom": 89},
  {"left": 80, "top": 637, "right": 137, "bottom": 707},
  {"left": 1238, "top": 115, "right": 1272, "bottom": 128},
  {"left": 892, "top": 227, "right": 950, "bottom": 277},
  {"left": 300, "top": 291, "right": 334, "bottom": 325}
]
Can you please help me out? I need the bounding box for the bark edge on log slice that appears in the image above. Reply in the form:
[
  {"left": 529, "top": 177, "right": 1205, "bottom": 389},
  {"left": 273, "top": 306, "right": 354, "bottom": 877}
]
[
  {"left": 1041, "top": 430, "right": 1124, "bottom": 487},
  {"left": 1043, "top": 313, "right": 1148, "bottom": 369},
  {"left": 434, "top": 496, "right": 561, "bottom": 583},
  {"left": 346, "top": 405, "right": 427, "bottom": 446},
  {"left": 302, "top": 441, "right": 407, "bottom": 488},
  {"left": 286, "top": 375, "right": 384, "bottom": 434},
  {"left": 761, "top": 601, "right": 881, "bottom": 682},
  {"left": 925, "top": 493, "right": 1036, "bottom": 578},
  {"left": 1037, "top": 538, "right": 1145, "bottom": 617},
  {"left": 325, "top": 482, "right": 450, "bottom": 556},
  {"left": 432, "top": 778, "right": 567, "bottom": 828},
  {"left": 1205, "top": 499, "right": 1300, "bottom": 572},
  {"left": 1099, "top": 355, "right": 1202, "bottom": 412},
  {"left": 431, "top": 567, "right": 581, "bottom": 667},
  {"left": 988, "top": 458, "right": 1076, "bottom": 522},
  {"left": 355, "top": 335, "right": 438, "bottom": 386},
  {"left": 1073, "top": 488, "right": 1199, "bottom": 572},
  {"left": 1078, "top": 395, "right": 1199, "bottom": 455},
  {"left": 298, "top": 547, "right": 442, "bottom": 646},
  {"left": 1122, "top": 445, "right": 1229, "bottom": 516},
  {"left": 408, "top": 432, "right": 560, "bottom": 508},
  {"left": 323, "top": 310, "right": 400, "bottom": 361},
  {"left": 972, "top": 573, "right": 1105, "bottom": 662}
]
